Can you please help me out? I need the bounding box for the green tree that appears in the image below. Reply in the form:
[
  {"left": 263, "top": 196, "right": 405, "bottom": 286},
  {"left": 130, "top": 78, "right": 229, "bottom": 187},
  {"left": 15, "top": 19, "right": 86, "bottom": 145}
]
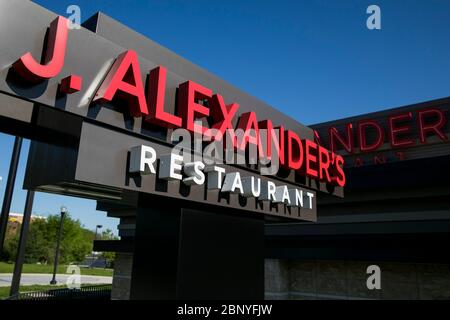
[
  {"left": 101, "top": 229, "right": 116, "bottom": 240},
  {"left": 2, "top": 218, "right": 50, "bottom": 263},
  {"left": 1, "top": 220, "right": 21, "bottom": 261},
  {"left": 24, "top": 218, "right": 51, "bottom": 263},
  {"left": 98, "top": 228, "right": 117, "bottom": 265},
  {"left": 46, "top": 213, "right": 93, "bottom": 264},
  {"left": 2, "top": 213, "right": 95, "bottom": 265}
]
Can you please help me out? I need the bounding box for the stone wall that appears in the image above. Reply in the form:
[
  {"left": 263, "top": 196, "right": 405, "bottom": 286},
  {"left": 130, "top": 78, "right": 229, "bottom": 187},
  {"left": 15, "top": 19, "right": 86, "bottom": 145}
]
[
  {"left": 111, "top": 253, "right": 133, "bottom": 300},
  {"left": 265, "top": 259, "right": 450, "bottom": 300}
]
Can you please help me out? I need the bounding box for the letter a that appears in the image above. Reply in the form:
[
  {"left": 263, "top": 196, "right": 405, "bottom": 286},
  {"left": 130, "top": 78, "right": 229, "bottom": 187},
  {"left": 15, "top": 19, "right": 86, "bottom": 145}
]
[
  {"left": 366, "top": 5, "right": 381, "bottom": 30},
  {"left": 366, "top": 265, "right": 381, "bottom": 290},
  {"left": 94, "top": 50, "right": 148, "bottom": 117}
]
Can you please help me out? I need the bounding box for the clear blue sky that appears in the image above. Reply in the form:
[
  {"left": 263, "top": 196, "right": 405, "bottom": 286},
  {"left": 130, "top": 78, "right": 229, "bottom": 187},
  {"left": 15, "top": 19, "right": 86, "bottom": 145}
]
[{"left": 1, "top": 0, "right": 450, "bottom": 233}]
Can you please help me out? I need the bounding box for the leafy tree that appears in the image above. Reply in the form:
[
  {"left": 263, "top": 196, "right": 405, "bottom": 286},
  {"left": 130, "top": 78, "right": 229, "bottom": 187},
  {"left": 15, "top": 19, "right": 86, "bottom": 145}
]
[
  {"left": 1, "top": 213, "right": 95, "bottom": 265},
  {"left": 2, "top": 230, "right": 18, "bottom": 262},
  {"left": 99, "top": 229, "right": 118, "bottom": 263},
  {"left": 101, "top": 229, "right": 117, "bottom": 240},
  {"left": 24, "top": 218, "right": 51, "bottom": 263},
  {"left": 45, "top": 213, "right": 94, "bottom": 264}
]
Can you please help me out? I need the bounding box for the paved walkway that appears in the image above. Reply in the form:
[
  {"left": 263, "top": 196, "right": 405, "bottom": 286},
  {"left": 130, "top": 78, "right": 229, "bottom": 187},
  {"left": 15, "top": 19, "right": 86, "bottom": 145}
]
[{"left": 0, "top": 273, "right": 112, "bottom": 287}]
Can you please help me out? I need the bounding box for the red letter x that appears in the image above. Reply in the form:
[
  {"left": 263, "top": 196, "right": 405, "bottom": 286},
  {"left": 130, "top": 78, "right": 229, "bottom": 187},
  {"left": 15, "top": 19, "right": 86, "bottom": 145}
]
[{"left": 210, "top": 94, "right": 239, "bottom": 140}]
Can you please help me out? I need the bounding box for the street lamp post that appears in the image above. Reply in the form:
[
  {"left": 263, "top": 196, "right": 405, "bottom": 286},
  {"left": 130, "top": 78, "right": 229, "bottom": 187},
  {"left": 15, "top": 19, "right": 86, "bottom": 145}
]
[
  {"left": 50, "top": 206, "right": 67, "bottom": 285},
  {"left": 91, "top": 225, "right": 102, "bottom": 268},
  {"left": 94, "top": 224, "right": 102, "bottom": 241}
]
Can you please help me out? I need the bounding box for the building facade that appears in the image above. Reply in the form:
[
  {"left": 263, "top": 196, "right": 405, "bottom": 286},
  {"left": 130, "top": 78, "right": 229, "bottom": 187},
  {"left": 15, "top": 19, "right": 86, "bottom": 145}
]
[
  {"left": 1, "top": 1, "right": 449, "bottom": 300},
  {"left": 266, "top": 97, "right": 450, "bottom": 299},
  {"left": 0, "top": 1, "right": 342, "bottom": 299}
]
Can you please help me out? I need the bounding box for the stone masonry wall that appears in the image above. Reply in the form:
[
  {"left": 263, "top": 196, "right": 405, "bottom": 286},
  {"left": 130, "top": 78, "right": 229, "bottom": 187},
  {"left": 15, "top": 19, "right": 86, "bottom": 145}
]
[
  {"left": 265, "top": 259, "right": 450, "bottom": 300},
  {"left": 111, "top": 253, "right": 133, "bottom": 300}
]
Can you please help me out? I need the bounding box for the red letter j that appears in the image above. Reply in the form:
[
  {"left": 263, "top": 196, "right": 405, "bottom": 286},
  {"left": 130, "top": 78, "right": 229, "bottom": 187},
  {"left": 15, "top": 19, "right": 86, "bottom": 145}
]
[{"left": 13, "top": 16, "right": 68, "bottom": 82}]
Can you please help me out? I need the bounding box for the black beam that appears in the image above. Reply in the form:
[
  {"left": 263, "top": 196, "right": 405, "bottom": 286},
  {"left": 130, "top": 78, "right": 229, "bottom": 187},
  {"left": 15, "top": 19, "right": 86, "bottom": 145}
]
[
  {"left": 0, "top": 136, "right": 23, "bottom": 253},
  {"left": 265, "top": 233, "right": 450, "bottom": 263},
  {"left": 9, "top": 190, "right": 35, "bottom": 298},
  {"left": 93, "top": 239, "right": 134, "bottom": 253}
]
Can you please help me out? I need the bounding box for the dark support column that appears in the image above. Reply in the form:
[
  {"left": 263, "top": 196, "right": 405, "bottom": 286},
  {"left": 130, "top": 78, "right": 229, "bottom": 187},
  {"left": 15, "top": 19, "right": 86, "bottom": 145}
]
[
  {"left": 0, "top": 136, "right": 23, "bottom": 253},
  {"left": 9, "top": 190, "right": 35, "bottom": 298},
  {"left": 129, "top": 201, "right": 182, "bottom": 299},
  {"left": 129, "top": 196, "right": 265, "bottom": 300},
  {"left": 176, "top": 209, "right": 265, "bottom": 299}
]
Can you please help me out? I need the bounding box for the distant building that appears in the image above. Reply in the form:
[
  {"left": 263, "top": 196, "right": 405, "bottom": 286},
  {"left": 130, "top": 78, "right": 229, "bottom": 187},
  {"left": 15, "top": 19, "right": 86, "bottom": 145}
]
[
  {"left": 6, "top": 213, "right": 46, "bottom": 237},
  {"left": 7, "top": 212, "right": 46, "bottom": 224}
]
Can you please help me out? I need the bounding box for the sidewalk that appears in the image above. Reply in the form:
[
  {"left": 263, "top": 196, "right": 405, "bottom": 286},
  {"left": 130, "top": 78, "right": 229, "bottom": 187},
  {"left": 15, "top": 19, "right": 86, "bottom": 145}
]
[{"left": 0, "top": 273, "right": 112, "bottom": 287}]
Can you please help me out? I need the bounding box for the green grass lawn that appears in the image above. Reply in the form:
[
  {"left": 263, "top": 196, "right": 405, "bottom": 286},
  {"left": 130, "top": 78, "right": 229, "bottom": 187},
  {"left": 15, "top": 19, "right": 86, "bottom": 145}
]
[{"left": 0, "top": 262, "right": 113, "bottom": 277}]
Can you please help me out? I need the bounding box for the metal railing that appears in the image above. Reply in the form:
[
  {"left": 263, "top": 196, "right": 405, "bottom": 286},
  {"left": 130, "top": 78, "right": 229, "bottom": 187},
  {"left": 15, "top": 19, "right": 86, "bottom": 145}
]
[{"left": 8, "top": 284, "right": 112, "bottom": 300}]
